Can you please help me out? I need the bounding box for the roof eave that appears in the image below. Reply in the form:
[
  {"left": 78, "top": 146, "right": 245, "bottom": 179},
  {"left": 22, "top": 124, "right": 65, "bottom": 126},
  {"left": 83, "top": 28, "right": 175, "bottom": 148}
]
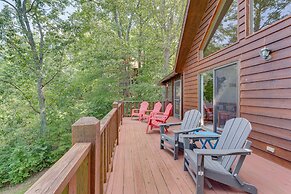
[{"left": 174, "top": 0, "right": 209, "bottom": 73}]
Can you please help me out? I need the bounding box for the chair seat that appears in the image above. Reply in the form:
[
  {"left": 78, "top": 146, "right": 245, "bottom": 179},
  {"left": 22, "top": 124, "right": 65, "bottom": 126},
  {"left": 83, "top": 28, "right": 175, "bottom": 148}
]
[
  {"left": 184, "top": 149, "right": 230, "bottom": 176},
  {"left": 161, "top": 134, "right": 184, "bottom": 144},
  {"left": 132, "top": 112, "right": 141, "bottom": 116}
]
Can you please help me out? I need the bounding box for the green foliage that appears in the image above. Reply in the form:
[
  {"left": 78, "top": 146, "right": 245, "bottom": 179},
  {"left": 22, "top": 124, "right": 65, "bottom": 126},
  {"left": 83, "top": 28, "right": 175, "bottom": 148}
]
[
  {"left": 204, "top": 78, "right": 213, "bottom": 103},
  {"left": 0, "top": 0, "right": 186, "bottom": 188},
  {"left": 0, "top": 128, "right": 71, "bottom": 187}
]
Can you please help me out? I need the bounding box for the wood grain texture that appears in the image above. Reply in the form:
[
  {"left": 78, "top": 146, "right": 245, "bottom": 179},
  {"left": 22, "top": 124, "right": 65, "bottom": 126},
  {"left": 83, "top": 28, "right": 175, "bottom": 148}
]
[
  {"left": 105, "top": 117, "right": 291, "bottom": 194},
  {"left": 175, "top": 0, "right": 291, "bottom": 166},
  {"left": 25, "top": 143, "right": 91, "bottom": 194}
]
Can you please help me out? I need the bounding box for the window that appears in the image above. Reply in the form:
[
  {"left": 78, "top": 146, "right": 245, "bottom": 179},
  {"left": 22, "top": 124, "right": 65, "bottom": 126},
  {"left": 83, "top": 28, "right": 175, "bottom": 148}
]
[
  {"left": 250, "top": 0, "right": 291, "bottom": 32},
  {"left": 203, "top": 0, "right": 238, "bottom": 57}
]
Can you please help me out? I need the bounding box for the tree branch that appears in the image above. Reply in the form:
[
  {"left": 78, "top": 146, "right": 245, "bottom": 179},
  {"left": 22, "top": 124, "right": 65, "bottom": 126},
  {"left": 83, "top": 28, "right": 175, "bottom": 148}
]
[
  {"left": 43, "top": 51, "right": 66, "bottom": 87},
  {"left": 0, "top": 0, "right": 17, "bottom": 11},
  {"left": 26, "top": 0, "right": 38, "bottom": 13},
  {"left": 42, "top": 70, "right": 59, "bottom": 88},
  {"left": 113, "top": 7, "right": 123, "bottom": 39},
  {"left": 0, "top": 78, "right": 40, "bottom": 114},
  {"left": 34, "top": 13, "right": 44, "bottom": 65}
]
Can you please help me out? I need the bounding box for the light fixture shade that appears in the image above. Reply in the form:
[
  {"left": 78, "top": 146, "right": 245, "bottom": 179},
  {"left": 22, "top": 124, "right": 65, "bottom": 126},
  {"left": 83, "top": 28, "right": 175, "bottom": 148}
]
[{"left": 259, "top": 47, "right": 272, "bottom": 60}]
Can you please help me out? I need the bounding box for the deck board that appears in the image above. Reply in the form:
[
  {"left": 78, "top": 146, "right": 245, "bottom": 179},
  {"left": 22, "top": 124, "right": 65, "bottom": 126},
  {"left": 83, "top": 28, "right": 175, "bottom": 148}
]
[{"left": 106, "top": 117, "right": 291, "bottom": 194}]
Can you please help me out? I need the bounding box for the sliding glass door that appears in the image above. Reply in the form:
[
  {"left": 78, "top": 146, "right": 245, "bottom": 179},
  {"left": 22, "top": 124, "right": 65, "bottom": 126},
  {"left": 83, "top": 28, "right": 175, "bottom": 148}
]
[
  {"left": 214, "top": 63, "right": 238, "bottom": 130},
  {"left": 199, "top": 63, "right": 238, "bottom": 132}
]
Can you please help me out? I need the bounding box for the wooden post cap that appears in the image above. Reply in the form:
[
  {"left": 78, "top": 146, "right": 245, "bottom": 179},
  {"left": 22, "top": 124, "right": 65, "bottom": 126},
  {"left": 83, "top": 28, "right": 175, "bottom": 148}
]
[
  {"left": 72, "top": 117, "right": 99, "bottom": 127},
  {"left": 113, "top": 102, "right": 119, "bottom": 108}
]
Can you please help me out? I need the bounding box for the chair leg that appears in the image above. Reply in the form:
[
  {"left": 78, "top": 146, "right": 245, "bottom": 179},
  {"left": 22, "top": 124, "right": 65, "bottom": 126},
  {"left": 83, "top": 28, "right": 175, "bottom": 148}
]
[
  {"left": 174, "top": 144, "right": 178, "bottom": 160},
  {"left": 196, "top": 155, "right": 205, "bottom": 194},
  {"left": 241, "top": 183, "right": 257, "bottom": 194},
  {"left": 184, "top": 158, "right": 188, "bottom": 171},
  {"left": 160, "top": 138, "right": 164, "bottom": 149}
]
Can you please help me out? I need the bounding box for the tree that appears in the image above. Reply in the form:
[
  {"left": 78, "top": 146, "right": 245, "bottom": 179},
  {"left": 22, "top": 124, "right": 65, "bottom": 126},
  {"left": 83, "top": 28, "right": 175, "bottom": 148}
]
[
  {"left": 252, "top": 0, "right": 290, "bottom": 32},
  {"left": 0, "top": 0, "right": 72, "bottom": 134}
]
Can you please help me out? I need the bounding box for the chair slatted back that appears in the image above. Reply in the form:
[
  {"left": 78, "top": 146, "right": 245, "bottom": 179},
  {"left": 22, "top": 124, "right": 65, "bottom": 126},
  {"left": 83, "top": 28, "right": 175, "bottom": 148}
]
[
  {"left": 164, "top": 103, "right": 173, "bottom": 117},
  {"left": 152, "top": 102, "right": 162, "bottom": 114},
  {"left": 140, "top": 101, "right": 149, "bottom": 114},
  {"left": 181, "top": 109, "right": 201, "bottom": 130},
  {"left": 216, "top": 118, "right": 252, "bottom": 171}
]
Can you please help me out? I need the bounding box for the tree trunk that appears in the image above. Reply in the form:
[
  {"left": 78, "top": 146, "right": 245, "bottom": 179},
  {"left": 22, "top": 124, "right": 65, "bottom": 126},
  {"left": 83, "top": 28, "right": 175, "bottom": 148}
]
[
  {"left": 37, "top": 77, "right": 47, "bottom": 134},
  {"left": 163, "top": 46, "right": 170, "bottom": 71}
]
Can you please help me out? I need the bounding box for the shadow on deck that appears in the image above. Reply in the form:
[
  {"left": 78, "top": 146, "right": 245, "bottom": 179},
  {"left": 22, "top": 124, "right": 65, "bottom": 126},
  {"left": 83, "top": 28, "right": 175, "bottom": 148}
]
[{"left": 105, "top": 117, "right": 291, "bottom": 194}]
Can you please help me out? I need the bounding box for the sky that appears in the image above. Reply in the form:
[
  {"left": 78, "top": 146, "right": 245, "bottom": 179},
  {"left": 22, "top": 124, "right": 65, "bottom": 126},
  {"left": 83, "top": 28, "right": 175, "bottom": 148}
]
[{"left": 0, "top": 2, "right": 76, "bottom": 20}]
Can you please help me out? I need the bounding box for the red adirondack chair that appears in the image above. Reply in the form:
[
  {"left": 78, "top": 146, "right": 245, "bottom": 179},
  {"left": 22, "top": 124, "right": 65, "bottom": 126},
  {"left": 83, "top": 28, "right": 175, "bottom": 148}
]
[
  {"left": 143, "top": 101, "right": 162, "bottom": 121},
  {"left": 131, "top": 101, "right": 149, "bottom": 121},
  {"left": 146, "top": 103, "right": 173, "bottom": 133}
]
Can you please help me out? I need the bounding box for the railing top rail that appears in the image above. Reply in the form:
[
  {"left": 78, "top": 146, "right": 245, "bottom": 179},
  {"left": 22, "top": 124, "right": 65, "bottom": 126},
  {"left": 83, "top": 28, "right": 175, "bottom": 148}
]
[
  {"left": 100, "top": 108, "right": 117, "bottom": 133},
  {"left": 25, "top": 143, "right": 91, "bottom": 194}
]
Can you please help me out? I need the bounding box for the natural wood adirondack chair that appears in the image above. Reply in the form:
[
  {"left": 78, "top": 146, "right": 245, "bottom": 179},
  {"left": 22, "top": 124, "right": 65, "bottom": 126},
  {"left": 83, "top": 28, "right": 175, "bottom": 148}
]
[
  {"left": 160, "top": 109, "right": 202, "bottom": 160},
  {"left": 146, "top": 103, "right": 173, "bottom": 133},
  {"left": 143, "top": 101, "right": 162, "bottom": 121},
  {"left": 183, "top": 118, "right": 257, "bottom": 194},
  {"left": 131, "top": 101, "right": 149, "bottom": 121}
]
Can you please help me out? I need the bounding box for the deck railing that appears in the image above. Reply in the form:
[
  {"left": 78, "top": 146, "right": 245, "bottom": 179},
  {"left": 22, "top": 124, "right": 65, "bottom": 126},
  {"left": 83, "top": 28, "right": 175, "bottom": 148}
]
[
  {"left": 26, "top": 102, "right": 123, "bottom": 194},
  {"left": 123, "top": 100, "right": 168, "bottom": 117}
]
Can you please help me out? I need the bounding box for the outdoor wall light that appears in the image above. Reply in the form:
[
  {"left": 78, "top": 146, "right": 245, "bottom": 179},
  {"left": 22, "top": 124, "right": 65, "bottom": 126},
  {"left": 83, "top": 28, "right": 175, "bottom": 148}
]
[{"left": 259, "top": 47, "right": 272, "bottom": 61}]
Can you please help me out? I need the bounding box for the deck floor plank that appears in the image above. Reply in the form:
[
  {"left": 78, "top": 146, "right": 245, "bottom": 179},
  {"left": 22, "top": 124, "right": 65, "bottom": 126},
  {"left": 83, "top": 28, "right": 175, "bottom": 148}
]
[
  {"left": 130, "top": 120, "right": 147, "bottom": 194},
  {"left": 135, "top": 122, "right": 171, "bottom": 194},
  {"left": 110, "top": 120, "right": 126, "bottom": 194},
  {"left": 134, "top": 120, "right": 160, "bottom": 194},
  {"left": 123, "top": 119, "right": 135, "bottom": 194},
  {"left": 106, "top": 117, "right": 291, "bottom": 194}
]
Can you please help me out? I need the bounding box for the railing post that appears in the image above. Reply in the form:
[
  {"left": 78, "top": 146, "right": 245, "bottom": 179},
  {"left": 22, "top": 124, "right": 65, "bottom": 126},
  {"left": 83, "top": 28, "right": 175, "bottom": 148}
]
[
  {"left": 112, "top": 102, "right": 119, "bottom": 145},
  {"left": 72, "top": 117, "right": 101, "bottom": 194}
]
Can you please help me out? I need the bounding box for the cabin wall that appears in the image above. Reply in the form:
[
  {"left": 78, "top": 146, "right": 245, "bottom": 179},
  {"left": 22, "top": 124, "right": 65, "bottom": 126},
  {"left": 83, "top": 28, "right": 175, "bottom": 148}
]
[{"left": 182, "top": 0, "right": 291, "bottom": 168}]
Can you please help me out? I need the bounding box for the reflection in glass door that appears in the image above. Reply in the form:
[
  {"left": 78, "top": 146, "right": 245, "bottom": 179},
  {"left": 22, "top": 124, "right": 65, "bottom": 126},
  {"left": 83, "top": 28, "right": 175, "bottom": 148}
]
[
  {"left": 214, "top": 63, "right": 238, "bottom": 130},
  {"left": 174, "top": 80, "right": 181, "bottom": 119},
  {"left": 199, "top": 71, "right": 214, "bottom": 129}
]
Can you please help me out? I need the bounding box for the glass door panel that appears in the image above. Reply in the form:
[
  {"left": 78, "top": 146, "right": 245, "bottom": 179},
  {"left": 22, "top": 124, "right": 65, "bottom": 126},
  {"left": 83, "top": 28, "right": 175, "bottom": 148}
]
[
  {"left": 174, "top": 80, "right": 181, "bottom": 119},
  {"left": 214, "top": 64, "right": 238, "bottom": 130},
  {"left": 199, "top": 71, "right": 214, "bottom": 130}
]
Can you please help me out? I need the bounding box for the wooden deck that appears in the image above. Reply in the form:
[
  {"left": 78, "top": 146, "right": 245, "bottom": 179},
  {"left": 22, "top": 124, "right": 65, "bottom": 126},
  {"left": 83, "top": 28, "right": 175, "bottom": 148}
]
[{"left": 105, "top": 117, "right": 291, "bottom": 194}]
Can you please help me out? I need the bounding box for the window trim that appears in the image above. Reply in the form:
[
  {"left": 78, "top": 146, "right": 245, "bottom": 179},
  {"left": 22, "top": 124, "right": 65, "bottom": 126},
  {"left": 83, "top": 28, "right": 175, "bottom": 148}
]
[{"left": 199, "top": 0, "right": 238, "bottom": 59}]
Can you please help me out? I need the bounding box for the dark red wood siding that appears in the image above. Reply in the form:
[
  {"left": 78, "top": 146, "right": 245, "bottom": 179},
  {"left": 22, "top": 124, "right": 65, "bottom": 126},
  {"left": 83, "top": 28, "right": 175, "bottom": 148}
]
[{"left": 182, "top": 0, "right": 291, "bottom": 168}]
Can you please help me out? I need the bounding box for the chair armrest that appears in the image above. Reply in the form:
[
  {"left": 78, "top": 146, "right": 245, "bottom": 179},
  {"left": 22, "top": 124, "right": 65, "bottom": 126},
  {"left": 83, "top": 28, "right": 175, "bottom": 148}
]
[
  {"left": 180, "top": 133, "right": 220, "bottom": 140},
  {"left": 153, "top": 114, "right": 166, "bottom": 118},
  {"left": 193, "top": 148, "right": 252, "bottom": 157},
  {"left": 160, "top": 122, "right": 183, "bottom": 127},
  {"left": 173, "top": 127, "right": 203, "bottom": 134},
  {"left": 151, "top": 116, "right": 167, "bottom": 122}
]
